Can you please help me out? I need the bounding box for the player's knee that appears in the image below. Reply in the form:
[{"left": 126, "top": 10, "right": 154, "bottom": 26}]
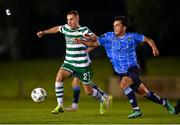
[
  {"left": 120, "top": 81, "right": 131, "bottom": 90},
  {"left": 119, "top": 82, "right": 124, "bottom": 89},
  {"left": 120, "top": 77, "right": 133, "bottom": 89},
  {"left": 56, "top": 74, "right": 65, "bottom": 82}
]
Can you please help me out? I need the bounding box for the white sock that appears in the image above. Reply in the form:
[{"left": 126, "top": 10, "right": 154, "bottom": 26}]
[
  {"left": 72, "top": 103, "right": 78, "bottom": 109},
  {"left": 55, "top": 82, "right": 63, "bottom": 106},
  {"left": 92, "top": 88, "right": 105, "bottom": 103}
]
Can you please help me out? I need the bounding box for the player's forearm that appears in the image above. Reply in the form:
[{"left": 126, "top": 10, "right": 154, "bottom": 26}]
[
  {"left": 83, "top": 41, "right": 98, "bottom": 47},
  {"left": 43, "top": 26, "right": 59, "bottom": 34},
  {"left": 144, "top": 36, "right": 159, "bottom": 56},
  {"left": 85, "top": 46, "right": 97, "bottom": 53},
  {"left": 144, "top": 37, "right": 158, "bottom": 50}
]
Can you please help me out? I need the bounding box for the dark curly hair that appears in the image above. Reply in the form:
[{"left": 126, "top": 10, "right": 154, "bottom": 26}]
[{"left": 114, "top": 15, "right": 131, "bottom": 29}]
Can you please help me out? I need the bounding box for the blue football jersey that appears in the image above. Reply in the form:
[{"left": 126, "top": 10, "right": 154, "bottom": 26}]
[{"left": 98, "top": 32, "right": 144, "bottom": 74}]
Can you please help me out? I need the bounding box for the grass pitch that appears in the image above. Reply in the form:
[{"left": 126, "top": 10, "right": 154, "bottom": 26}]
[
  {"left": 0, "top": 58, "right": 180, "bottom": 124},
  {"left": 0, "top": 98, "right": 179, "bottom": 124}
]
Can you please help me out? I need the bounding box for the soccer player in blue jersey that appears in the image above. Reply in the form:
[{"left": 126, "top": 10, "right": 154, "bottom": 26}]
[
  {"left": 76, "top": 15, "right": 175, "bottom": 118},
  {"left": 37, "top": 10, "right": 108, "bottom": 115}
]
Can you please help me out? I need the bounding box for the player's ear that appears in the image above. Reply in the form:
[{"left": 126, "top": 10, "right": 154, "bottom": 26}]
[
  {"left": 77, "top": 15, "right": 80, "bottom": 22},
  {"left": 123, "top": 26, "right": 127, "bottom": 32}
]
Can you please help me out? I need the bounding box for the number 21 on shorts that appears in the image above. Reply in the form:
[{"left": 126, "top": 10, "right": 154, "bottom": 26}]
[{"left": 83, "top": 72, "right": 90, "bottom": 81}]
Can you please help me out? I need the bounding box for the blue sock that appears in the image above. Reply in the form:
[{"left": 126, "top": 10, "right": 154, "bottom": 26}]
[
  {"left": 124, "top": 87, "right": 139, "bottom": 110},
  {"left": 73, "top": 86, "right": 80, "bottom": 103},
  {"left": 145, "top": 91, "right": 165, "bottom": 105}
]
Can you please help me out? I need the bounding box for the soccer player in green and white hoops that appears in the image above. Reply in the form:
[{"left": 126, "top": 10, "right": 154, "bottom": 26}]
[
  {"left": 64, "top": 46, "right": 112, "bottom": 112},
  {"left": 37, "top": 10, "right": 107, "bottom": 114}
]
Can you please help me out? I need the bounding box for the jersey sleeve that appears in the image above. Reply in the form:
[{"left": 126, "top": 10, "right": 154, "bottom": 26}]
[
  {"left": 82, "top": 27, "right": 93, "bottom": 36},
  {"left": 58, "top": 25, "right": 65, "bottom": 33},
  {"left": 131, "top": 32, "right": 145, "bottom": 44}
]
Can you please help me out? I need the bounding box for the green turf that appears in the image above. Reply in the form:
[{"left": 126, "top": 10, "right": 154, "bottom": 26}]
[
  {"left": 0, "top": 99, "right": 179, "bottom": 124},
  {"left": 0, "top": 57, "right": 180, "bottom": 123}
]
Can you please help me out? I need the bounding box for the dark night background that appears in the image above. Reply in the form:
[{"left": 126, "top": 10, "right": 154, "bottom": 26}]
[{"left": 0, "top": 0, "right": 180, "bottom": 60}]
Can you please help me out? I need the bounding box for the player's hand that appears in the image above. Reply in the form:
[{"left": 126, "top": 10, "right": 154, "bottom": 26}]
[
  {"left": 83, "top": 34, "right": 97, "bottom": 41},
  {"left": 37, "top": 31, "right": 45, "bottom": 38},
  {"left": 75, "top": 38, "right": 83, "bottom": 44},
  {"left": 152, "top": 48, "right": 159, "bottom": 56},
  {"left": 83, "top": 34, "right": 91, "bottom": 39}
]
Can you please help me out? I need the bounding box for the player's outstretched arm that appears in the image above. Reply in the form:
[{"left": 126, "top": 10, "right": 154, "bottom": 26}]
[
  {"left": 85, "top": 46, "right": 97, "bottom": 53},
  {"left": 143, "top": 36, "right": 159, "bottom": 56},
  {"left": 75, "top": 38, "right": 99, "bottom": 47},
  {"left": 83, "top": 34, "right": 98, "bottom": 41},
  {"left": 37, "top": 26, "right": 60, "bottom": 38}
]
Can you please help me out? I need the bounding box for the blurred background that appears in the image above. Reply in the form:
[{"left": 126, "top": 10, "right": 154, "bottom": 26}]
[{"left": 0, "top": 0, "right": 180, "bottom": 99}]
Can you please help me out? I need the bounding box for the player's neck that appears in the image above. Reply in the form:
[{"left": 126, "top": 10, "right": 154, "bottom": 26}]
[
  {"left": 116, "top": 32, "right": 126, "bottom": 38},
  {"left": 72, "top": 24, "right": 80, "bottom": 30}
]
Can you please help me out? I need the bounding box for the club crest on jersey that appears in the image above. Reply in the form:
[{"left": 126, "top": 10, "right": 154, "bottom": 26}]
[{"left": 127, "top": 37, "right": 132, "bottom": 42}]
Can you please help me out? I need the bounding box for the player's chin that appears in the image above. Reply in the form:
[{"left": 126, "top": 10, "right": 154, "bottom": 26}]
[
  {"left": 69, "top": 25, "right": 75, "bottom": 29},
  {"left": 114, "top": 32, "right": 118, "bottom": 36}
]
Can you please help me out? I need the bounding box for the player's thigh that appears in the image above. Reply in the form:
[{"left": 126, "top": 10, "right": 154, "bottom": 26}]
[
  {"left": 56, "top": 68, "right": 72, "bottom": 82},
  {"left": 120, "top": 66, "right": 142, "bottom": 90},
  {"left": 76, "top": 67, "right": 93, "bottom": 95}
]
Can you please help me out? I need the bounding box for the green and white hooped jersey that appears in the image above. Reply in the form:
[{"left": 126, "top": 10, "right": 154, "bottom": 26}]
[{"left": 59, "top": 24, "right": 92, "bottom": 68}]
